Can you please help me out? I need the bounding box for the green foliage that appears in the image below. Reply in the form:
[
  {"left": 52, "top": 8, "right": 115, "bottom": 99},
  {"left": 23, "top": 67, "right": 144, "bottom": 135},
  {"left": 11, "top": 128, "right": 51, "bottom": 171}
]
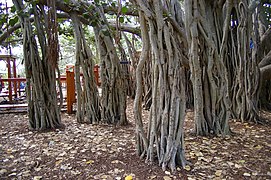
[
  {"left": 121, "top": 6, "right": 128, "bottom": 14},
  {"left": 64, "top": 0, "right": 70, "bottom": 4},
  {"left": 58, "top": 20, "right": 74, "bottom": 38},
  {"left": 10, "top": 6, "right": 16, "bottom": 13},
  {"left": 101, "top": 29, "right": 110, "bottom": 36},
  {"left": 9, "top": 16, "right": 19, "bottom": 27},
  {"left": 83, "top": 12, "right": 91, "bottom": 19},
  {"left": 119, "top": 16, "right": 124, "bottom": 23}
]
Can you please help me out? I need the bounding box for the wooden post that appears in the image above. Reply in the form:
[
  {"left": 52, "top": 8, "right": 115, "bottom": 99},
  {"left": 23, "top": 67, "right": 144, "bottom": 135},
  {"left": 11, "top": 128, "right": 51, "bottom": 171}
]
[
  {"left": 12, "top": 58, "right": 17, "bottom": 99},
  {"left": 7, "top": 57, "right": 12, "bottom": 101},
  {"left": 66, "top": 65, "right": 75, "bottom": 114},
  {"left": 94, "top": 64, "right": 100, "bottom": 86}
]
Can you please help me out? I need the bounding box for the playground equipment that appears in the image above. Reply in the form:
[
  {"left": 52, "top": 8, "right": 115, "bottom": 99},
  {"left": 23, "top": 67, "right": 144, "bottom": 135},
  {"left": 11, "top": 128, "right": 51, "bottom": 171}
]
[
  {"left": 0, "top": 55, "right": 26, "bottom": 102},
  {"left": 65, "top": 64, "right": 101, "bottom": 114},
  {"left": 66, "top": 64, "right": 76, "bottom": 114},
  {"left": 0, "top": 60, "right": 101, "bottom": 114}
]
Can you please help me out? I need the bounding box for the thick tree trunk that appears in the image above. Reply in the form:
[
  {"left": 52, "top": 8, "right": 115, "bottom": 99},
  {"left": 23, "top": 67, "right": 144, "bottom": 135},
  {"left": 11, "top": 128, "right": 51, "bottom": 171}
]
[
  {"left": 94, "top": 6, "right": 127, "bottom": 125},
  {"left": 185, "top": 0, "right": 231, "bottom": 135},
  {"left": 228, "top": 0, "right": 260, "bottom": 122},
  {"left": 134, "top": 0, "right": 188, "bottom": 171},
  {"left": 70, "top": 13, "right": 101, "bottom": 124},
  {"left": 13, "top": 0, "right": 62, "bottom": 130},
  {"left": 116, "top": 39, "right": 134, "bottom": 98}
]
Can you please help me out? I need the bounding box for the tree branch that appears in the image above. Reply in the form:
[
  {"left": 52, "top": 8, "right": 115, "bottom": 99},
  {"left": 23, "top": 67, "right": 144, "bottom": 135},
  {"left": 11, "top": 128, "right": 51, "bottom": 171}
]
[
  {"left": 107, "top": 20, "right": 141, "bottom": 37},
  {"left": 0, "top": 13, "right": 141, "bottom": 46}
]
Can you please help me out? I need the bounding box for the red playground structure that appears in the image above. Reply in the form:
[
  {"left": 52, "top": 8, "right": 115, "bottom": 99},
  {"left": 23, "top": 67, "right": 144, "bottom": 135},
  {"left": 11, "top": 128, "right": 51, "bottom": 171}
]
[
  {"left": 0, "top": 54, "right": 101, "bottom": 114},
  {"left": 0, "top": 55, "right": 26, "bottom": 102}
]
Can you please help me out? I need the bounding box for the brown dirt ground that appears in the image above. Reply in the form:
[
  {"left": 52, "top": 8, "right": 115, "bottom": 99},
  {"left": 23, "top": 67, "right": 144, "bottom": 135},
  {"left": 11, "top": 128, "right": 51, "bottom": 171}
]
[{"left": 0, "top": 98, "right": 271, "bottom": 180}]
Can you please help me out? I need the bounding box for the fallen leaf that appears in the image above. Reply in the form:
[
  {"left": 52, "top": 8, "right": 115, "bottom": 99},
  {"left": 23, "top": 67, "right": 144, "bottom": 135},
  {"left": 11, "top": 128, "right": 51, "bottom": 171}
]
[
  {"left": 55, "top": 160, "right": 63, "bottom": 166},
  {"left": 125, "top": 175, "right": 133, "bottom": 180},
  {"left": 215, "top": 170, "right": 222, "bottom": 177},
  {"left": 86, "top": 160, "right": 94, "bottom": 164},
  {"left": 195, "top": 152, "right": 203, "bottom": 157},
  {"left": 33, "top": 176, "right": 43, "bottom": 180},
  {"left": 255, "top": 145, "right": 263, "bottom": 149},
  {"left": 111, "top": 160, "right": 120, "bottom": 164},
  {"left": 163, "top": 176, "right": 172, "bottom": 180},
  {"left": 0, "top": 169, "right": 7, "bottom": 175},
  {"left": 243, "top": 172, "right": 251, "bottom": 177},
  {"left": 8, "top": 172, "right": 16, "bottom": 176},
  {"left": 184, "top": 165, "right": 191, "bottom": 171},
  {"left": 58, "top": 152, "right": 67, "bottom": 157},
  {"left": 234, "top": 164, "right": 242, "bottom": 168},
  {"left": 34, "top": 167, "right": 42, "bottom": 172},
  {"left": 227, "top": 162, "right": 234, "bottom": 166}
]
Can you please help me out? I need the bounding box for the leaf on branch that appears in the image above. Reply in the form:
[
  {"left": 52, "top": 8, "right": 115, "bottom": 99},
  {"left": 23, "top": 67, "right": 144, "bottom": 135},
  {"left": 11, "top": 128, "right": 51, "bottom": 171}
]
[
  {"left": 83, "top": 12, "right": 90, "bottom": 19},
  {"left": 121, "top": 6, "right": 128, "bottom": 14},
  {"left": 11, "top": 6, "right": 16, "bottom": 13},
  {"left": 119, "top": 16, "right": 124, "bottom": 23},
  {"left": 64, "top": 0, "right": 70, "bottom": 4},
  {"left": 9, "top": 17, "right": 18, "bottom": 27},
  {"left": 94, "top": 0, "right": 100, "bottom": 5}
]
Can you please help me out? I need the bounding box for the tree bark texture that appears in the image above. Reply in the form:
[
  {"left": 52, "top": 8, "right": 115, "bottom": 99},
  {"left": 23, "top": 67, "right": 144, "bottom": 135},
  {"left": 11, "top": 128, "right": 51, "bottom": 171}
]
[
  {"left": 70, "top": 13, "right": 101, "bottom": 124},
  {"left": 227, "top": 0, "right": 260, "bottom": 122},
  {"left": 185, "top": 0, "right": 231, "bottom": 135},
  {"left": 134, "top": 0, "right": 188, "bottom": 171},
  {"left": 13, "top": 0, "right": 62, "bottom": 130},
  {"left": 94, "top": 6, "right": 127, "bottom": 125}
]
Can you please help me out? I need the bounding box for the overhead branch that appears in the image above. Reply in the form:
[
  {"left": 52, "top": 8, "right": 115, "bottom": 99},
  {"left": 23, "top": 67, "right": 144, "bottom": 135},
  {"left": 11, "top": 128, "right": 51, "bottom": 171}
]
[
  {"left": 0, "top": 13, "right": 69, "bottom": 46},
  {"left": 107, "top": 21, "right": 141, "bottom": 37},
  {"left": 0, "top": 23, "right": 23, "bottom": 46},
  {"left": 0, "top": 15, "right": 141, "bottom": 46},
  {"left": 38, "top": 0, "right": 138, "bottom": 16}
]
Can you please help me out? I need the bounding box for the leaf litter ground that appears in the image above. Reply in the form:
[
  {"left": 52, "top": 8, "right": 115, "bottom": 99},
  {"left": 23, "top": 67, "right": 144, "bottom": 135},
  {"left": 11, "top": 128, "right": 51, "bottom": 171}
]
[{"left": 0, "top": 99, "right": 270, "bottom": 179}]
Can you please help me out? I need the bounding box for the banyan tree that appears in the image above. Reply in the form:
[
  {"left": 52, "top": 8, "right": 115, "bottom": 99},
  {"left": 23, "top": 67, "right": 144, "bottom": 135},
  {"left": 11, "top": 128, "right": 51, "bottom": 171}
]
[
  {"left": 12, "top": 0, "right": 63, "bottom": 130},
  {"left": 134, "top": 0, "right": 189, "bottom": 171}
]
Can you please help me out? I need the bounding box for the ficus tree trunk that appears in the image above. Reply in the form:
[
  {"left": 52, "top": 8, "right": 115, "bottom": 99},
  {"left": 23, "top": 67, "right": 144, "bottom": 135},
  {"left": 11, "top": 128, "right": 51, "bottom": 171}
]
[
  {"left": 185, "top": 0, "right": 232, "bottom": 135},
  {"left": 134, "top": 0, "right": 188, "bottom": 171},
  {"left": 228, "top": 0, "right": 260, "bottom": 122},
  {"left": 123, "top": 32, "right": 138, "bottom": 99},
  {"left": 116, "top": 38, "right": 134, "bottom": 98},
  {"left": 253, "top": 3, "right": 271, "bottom": 110},
  {"left": 94, "top": 6, "right": 127, "bottom": 125},
  {"left": 185, "top": 0, "right": 261, "bottom": 135},
  {"left": 70, "top": 13, "right": 101, "bottom": 124},
  {"left": 13, "top": 0, "right": 62, "bottom": 130}
]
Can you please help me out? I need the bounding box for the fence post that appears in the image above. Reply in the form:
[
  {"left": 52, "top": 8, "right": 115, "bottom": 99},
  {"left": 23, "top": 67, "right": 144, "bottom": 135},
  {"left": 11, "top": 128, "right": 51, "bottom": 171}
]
[
  {"left": 66, "top": 65, "right": 75, "bottom": 114},
  {"left": 94, "top": 64, "right": 100, "bottom": 86}
]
